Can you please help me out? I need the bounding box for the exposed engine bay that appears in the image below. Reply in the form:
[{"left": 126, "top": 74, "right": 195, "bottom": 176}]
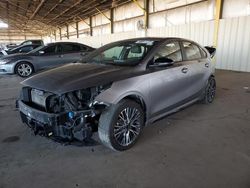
[{"left": 18, "top": 85, "right": 110, "bottom": 144}]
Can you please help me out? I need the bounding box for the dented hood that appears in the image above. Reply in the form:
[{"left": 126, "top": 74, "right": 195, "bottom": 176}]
[{"left": 21, "top": 63, "right": 142, "bottom": 94}]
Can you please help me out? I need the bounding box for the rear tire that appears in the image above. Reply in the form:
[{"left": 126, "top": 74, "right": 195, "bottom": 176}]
[
  {"left": 201, "top": 77, "right": 216, "bottom": 104},
  {"left": 98, "top": 99, "right": 144, "bottom": 151},
  {"left": 15, "top": 62, "right": 34, "bottom": 77}
]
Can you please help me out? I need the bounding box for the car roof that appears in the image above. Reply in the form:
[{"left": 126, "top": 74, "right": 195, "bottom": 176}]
[
  {"left": 24, "top": 39, "right": 43, "bottom": 41},
  {"left": 111, "top": 37, "right": 203, "bottom": 49},
  {"left": 45, "top": 37, "right": 198, "bottom": 48},
  {"left": 46, "top": 42, "right": 85, "bottom": 46},
  {"left": 115, "top": 37, "right": 195, "bottom": 42}
]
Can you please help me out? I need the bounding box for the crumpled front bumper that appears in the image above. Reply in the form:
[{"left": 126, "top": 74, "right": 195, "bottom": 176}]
[{"left": 17, "top": 100, "right": 93, "bottom": 142}]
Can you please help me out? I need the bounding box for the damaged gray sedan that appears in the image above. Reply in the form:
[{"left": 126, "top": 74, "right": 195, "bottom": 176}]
[{"left": 17, "top": 37, "right": 216, "bottom": 151}]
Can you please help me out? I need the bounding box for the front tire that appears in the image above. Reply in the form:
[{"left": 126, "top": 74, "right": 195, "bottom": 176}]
[
  {"left": 98, "top": 99, "right": 144, "bottom": 151},
  {"left": 15, "top": 62, "right": 34, "bottom": 77}
]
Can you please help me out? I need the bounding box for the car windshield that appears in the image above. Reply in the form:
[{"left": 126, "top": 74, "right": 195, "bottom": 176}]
[
  {"left": 27, "top": 45, "right": 45, "bottom": 54},
  {"left": 84, "top": 40, "right": 158, "bottom": 66}
]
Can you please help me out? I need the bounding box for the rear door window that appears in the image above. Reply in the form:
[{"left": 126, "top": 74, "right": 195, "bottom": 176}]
[
  {"left": 153, "top": 41, "right": 182, "bottom": 62},
  {"left": 183, "top": 42, "right": 202, "bottom": 60},
  {"left": 60, "top": 44, "right": 81, "bottom": 53}
]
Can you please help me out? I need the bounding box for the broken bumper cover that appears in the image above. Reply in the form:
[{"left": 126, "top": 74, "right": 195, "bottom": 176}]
[{"left": 18, "top": 100, "right": 93, "bottom": 142}]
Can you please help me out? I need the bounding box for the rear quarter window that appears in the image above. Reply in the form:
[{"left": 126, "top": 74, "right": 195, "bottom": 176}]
[{"left": 183, "top": 41, "right": 202, "bottom": 60}]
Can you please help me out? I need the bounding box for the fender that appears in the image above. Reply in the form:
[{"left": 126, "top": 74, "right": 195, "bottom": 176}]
[{"left": 94, "top": 75, "right": 151, "bottom": 121}]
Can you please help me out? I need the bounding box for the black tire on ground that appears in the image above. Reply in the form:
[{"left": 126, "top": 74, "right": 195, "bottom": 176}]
[
  {"left": 201, "top": 76, "right": 216, "bottom": 104},
  {"left": 15, "top": 62, "right": 34, "bottom": 77},
  {"left": 98, "top": 99, "right": 144, "bottom": 151}
]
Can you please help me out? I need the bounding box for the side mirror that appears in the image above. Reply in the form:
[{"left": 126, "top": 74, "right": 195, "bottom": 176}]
[
  {"left": 39, "top": 50, "right": 45, "bottom": 55},
  {"left": 150, "top": 57, "right": 174, "bottom": 68}
]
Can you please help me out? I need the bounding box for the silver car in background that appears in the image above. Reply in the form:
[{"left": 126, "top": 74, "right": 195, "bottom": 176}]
[
  {"left": 17, "top": 37, "right": 216, "bottom": 151},
  {"left": 0, "top": 42, "right": 95, "bottom": 77}
]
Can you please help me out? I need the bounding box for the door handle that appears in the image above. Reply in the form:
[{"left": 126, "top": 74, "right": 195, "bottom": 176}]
[
  {"left": 205, "top": 63, "right": 209, "bottom": 68},
  {"left": 181, "top": 67, "right": 188, "bottom": 74}
]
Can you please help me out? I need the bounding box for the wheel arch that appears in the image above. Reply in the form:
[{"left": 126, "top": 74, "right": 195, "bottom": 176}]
[
  {"left": 120, "top": 94, "right": 147, "bottom": 123},
  {"left": 209, "top": 74, "right": 216, "bottom": 86},
  {"left": 94, "top": 86, "right": 149, "bottom": 122}
]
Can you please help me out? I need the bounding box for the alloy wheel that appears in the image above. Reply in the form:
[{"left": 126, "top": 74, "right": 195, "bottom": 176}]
[
  {"left": 17, "top": 63, "right": 33, "bottom": 77},
  {"left": 114, "top": 107, "right": 141, "bottom": 146}
]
